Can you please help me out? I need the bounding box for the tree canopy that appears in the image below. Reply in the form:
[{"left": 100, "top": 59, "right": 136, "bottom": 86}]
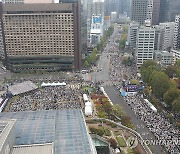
[
  {"left": 163, "top": 88, "right": 180, "bottom": 108},
  {"left": 172, "top": 96, "right": 180, "bottom": 113},
  {"left": 150, "top": 71, "right": 171, "bottom": 99}
]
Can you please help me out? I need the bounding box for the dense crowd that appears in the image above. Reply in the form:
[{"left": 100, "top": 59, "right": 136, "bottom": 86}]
[
  {"left": 107, "top": 28, "right": 180, "bottom": 153},
  {"left": 125, "top": 96, "right": 180, "bottom": 153},
  {"left": 8, "top": 79, "right": 96, "bottom": 112}
]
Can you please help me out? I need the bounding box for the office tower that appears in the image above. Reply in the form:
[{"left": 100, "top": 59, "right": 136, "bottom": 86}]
[
  {"left": 131, "top": 0, "right": 148, "bottom": 25},
  {"left": 152, "top": 0, "right": 160, "bottom": 25},
  {"left": 168, "top": 0, "right": 180, "bottom": 22},
  {"left": 0, "top": 20, "right": 4, "bottom": 58},
  {"left": 173, "top": 15, "right": 180, "bottom": 50},
  {"left": 128, "top": 21, "right": 139, "bottom": 49},
  {"left": 0, "top": 3, "right": 81, "bottom": 72},
  {"left": 154, "top": 51, "right": 173, "bottom": 66},
  {"left": 59, "top": 0, "right": 87, "bottom": 57},
  {"left": 136, "top": 21, "right": 155, "bottom": 67},
  {"left": 87, "top": 0, "right": 104, "bottom": 45},
  {"left": 146, "top": 0, "right": 153, "bottom": 23},
  {"left": 159, "top": 0, "right": 169, "bottom": 23},
  {"left": 154, "top": 24, "right": 164, "bottom": 50},
  {"left": 159, "top": 22, "right": 175, "bottom": 51},
  {"left": 90, "top": 15, "right": 104, "bottom": 45},
  {"left": 87, "top": 0, "right": 104, "bottom": 19}
]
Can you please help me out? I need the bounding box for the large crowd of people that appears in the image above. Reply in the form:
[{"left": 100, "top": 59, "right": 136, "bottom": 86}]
[
  {"left": 7, "top": 79, "right": 96, "bottom": 112},
  {"left": 125, "top": 96, "right": 180, "bottom": 153},
  {"left": 107, "top": 27, "right": 180, "bottom": 153}
]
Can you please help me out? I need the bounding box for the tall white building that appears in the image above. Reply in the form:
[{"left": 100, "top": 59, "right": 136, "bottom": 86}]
[
  {"left": 146, "top": 0, "right": 153, "bottom": 24},
  {"left": 0, "top": 20, "right": 4, "bottom": 58},
  {"left": 128, "top": 21, "right": 139, "bottom": 49},
  {"left": 136, "top": 23, "right": 155, "bottom": 67},
  {"left": 90, "top": 15, "right": 103, "bottom": 45},
  {"left": 159, "top": 22, "right": 175, "bottom": 51},
  {"left": 173, "top": 15, "right": 180, "bottom": 50},
  {"left": 87, "top": 0, "right": 104, "bottom": 45},
  {"left": 110, "top": 12, "right": 117, "bottom": 23}
]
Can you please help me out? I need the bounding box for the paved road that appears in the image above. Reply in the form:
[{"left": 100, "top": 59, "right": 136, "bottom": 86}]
[
  {"left": 104, "top": 86, "right": 166, "bottom": 154},
  {"left": 89, "top": 24, "right": 167, "bottom": 154}
]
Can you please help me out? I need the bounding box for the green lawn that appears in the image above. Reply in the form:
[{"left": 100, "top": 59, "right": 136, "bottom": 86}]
[
  {"left": 116, "top": 136, "right": 127, "bottom": 147},
  {"left": 114, "top": 131, "right": 121, "bottom": 136}
]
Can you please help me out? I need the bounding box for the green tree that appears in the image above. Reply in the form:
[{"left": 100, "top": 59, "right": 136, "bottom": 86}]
[
  {"left": 172, "top": 96, "right": 180, "bottom": 113},
  {"left": 97, "top": 111, "right": 107, "bottom": 118},
  {"left": 112, "top": 104, "right": 124, "bottom": 117},
  {"left": 122, "top": 25, "right": 128, "bottom": 33},
  {"left": 130, "top": 79, "right": 140, "bottom": 85},
  {"left": 163, "top": 88, "right": 180, "bottom": 108},
  {"left": 175, "top": 59, "right": 180, "bottom": 67},
  {"left": 141, "top": 66, "right": 160, "bottom": 84},
  {"left": 140, "top": 60, "right": 157, "bottom": 71},
  {"left": 84, "top": 60, "right": 89, "bottom": 68},
  {"left": 164, "top": 65, "right": 177, "bottom": 78},
  {"left": 103, "top": 101, "right": 112, "bottom": 115},
  {"left": 151, "top": 71, "right": 171, "bottom": 98}
]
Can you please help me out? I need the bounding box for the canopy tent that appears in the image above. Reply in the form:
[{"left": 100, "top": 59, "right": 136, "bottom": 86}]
[
  {"left": 85, "top": 101, "right": 92, "bottom": 106},
  {"left": 41, "top": 82, "right": 66, "bottom": 87},
  {"left": 144, "top": 99, "right": 157, "bottom": 112},
  {"left": 85, "top": 106, "right": 92, "bottom": 116},
  {"left": 83, "top": 94, "right": 89, "bottom": 102}
]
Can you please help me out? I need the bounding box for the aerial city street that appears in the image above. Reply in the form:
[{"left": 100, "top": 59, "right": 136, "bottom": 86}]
[{"left": 0, "top": 0, "right": 180, "bottom": 154}]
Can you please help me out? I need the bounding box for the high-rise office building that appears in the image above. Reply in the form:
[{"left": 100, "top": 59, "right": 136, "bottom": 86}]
[
  {"left": 159, "top": 0, "right": 180, "bottom": 23},
  {"left": 59, "top": 0, "right": 87, "bottom": 58},
  {"left": 104, "top": 0, "right": 131, "bottom": 17},
  {"left": 173, "top": 15, "right": 180, "bottom": 50},
  {"left": 168, "top": 0, "right": 180, "bottom": 22},
  {"left": 159, "top": 0, "right": 169, "bottom": 23},
  {"left": 128, "top": 21, "right": 139, "bottom": 49},
  {"left": 159, "top": 22, "right": 175, "bottom": 51},
  {"left": 152, "top": 0, "right": 160, "bottom": 25},
  {"left": 136, "top": 22, "right": 155, "bottom": 67},
  {"left": 146, "top": 0, "right": 153, "bottom": 23},
  {"left": 87, "top": 0, "right": 104, "bottom": 19},
  {"left": 87, "top": 0, "right": 104, "bottom": 45},
  {"left": 131, "top": 0, "right": 149, "bottom": 25},
  {"left": 0, "top": 3, "right": 81, "bottom": 72},
  {"left": 0, "top": 20, "right": 4, "bottom": 58}
]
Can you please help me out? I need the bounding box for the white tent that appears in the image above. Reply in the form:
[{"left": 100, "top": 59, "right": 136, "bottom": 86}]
[
  {"left": 85, "top": 106, "right": 92, "bottom": 116},
  {"left": 85, "top": 101, "right": 92, "bottom": 106},
  {"left": 144, "top": 99, "right": 157, "bottom": 112},
  {"left": 41, "top": 82, "right": 66, "bottom": 87},
  {"left": 83, "top": 94, "right": 88, "bottom": 102}
]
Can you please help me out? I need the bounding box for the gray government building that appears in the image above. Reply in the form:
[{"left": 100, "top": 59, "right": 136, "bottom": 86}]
[{"left": 0, "top": 2, "right": 81, "bottom": 72}]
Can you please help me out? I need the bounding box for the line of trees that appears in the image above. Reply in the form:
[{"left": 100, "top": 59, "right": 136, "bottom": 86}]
[
  {"left": 140, "top": 60, "right": 180, "bottom": 114},
  {"left": 119, "top": 25, "right": 128, "bottom": 50},
  {"left": 83, "top": 26, "right": 114, "bottom": 68},
  {"left": 84, "top": 48, "right": 98, "bottom": 68},
  {"left": 97, "top": 26, "right": 114, "bottom": 51}
]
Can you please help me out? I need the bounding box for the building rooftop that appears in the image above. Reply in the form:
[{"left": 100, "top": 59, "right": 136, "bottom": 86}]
[
  {"left": 0, "top": 109, "right": 96, "bottom": 154},
  {"left": 8, "top": 81, "right": 38, "bottom": 96},
  {"left": 11, "top": 143, "right": 53, "bottom": 154},
  {"left": 155, "top": 50, "right": 173, "bottom": 56}
]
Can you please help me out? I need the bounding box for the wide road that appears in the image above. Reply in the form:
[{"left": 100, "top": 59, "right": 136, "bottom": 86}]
[
  {"left": 90, "top": 24, "right": 166, "bottom": 154},
  {"left": 104, "top": 86, "right": 166, "bottom": 154}
]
